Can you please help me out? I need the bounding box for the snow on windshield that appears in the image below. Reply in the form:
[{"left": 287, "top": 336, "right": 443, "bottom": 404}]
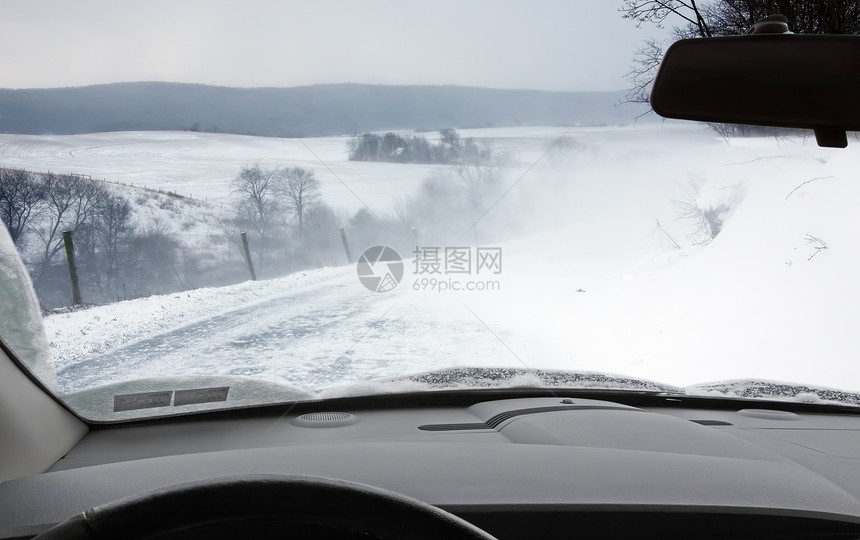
[
  {"left": 0, "top": 224, "right": 57, "bottom": 389},
  {"left": 5, "top": 123, "right": 856, "bottom": 417}
]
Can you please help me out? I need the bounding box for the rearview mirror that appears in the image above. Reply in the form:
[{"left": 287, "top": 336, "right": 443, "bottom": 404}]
[{"left": 650, "top": 35, "right": 860, "bottom": 147}]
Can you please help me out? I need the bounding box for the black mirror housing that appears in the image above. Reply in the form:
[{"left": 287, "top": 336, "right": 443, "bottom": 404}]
[{"left": 650, "top": 34, "right": 860, "bottom": 147}]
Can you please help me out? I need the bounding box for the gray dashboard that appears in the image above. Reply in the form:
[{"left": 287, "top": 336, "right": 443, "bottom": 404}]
[{"left": 3, "top": 396, "right": 860, "bottom": 538}]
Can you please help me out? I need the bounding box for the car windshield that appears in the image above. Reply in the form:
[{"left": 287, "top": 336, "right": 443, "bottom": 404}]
[{"left": 1, "top": 1, "right": 859, "bottom": 421}]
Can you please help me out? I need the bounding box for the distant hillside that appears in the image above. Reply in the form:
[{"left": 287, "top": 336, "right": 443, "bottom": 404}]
[{"left": 0, "top": 82, "right": 649, "bottom": 137}]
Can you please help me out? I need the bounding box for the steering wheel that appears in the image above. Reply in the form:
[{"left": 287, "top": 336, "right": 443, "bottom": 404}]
[{"left": 33, "top": 474, "right": 497, "bottom": 540}]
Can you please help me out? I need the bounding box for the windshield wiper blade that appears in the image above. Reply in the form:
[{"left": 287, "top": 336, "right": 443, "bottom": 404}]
[
  {"left": 685, "top": 380, "right": 860, "bottom": 407},
  {"left": 385, "top": 367, "right": 681, "bottom": 394}
]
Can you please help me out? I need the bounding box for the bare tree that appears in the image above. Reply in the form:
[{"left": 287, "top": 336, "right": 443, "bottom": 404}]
[
  {"left": 453, "top": 138, "right": 495, "bottom": 191},
  {"left": 347, "top": 134, "right": 381, "bottom": 161},
  {"left": 274, "top": 167, "right": 320, "bottom": 231},
  {"left": 621, "top": 0, "right": 713, "bottom": 36},
  {"left": 0, "top": 168, "right": 44, "bottom": 246},
  {"left": 124, "top": 219, "right": 182, "bottom": 297},
  {"left": 300, "top": 204, "right": 342, "bottom": 265},
  {"left": 96, "top": 193, "right": 135, "bottom": 294},
  {"left": 620, "top": 1, "right": 711, "bottom": 105},
  {"left": 623, "top": 38, "right": 669, "bottom": 106},
  {"left": 31, "top": 174, "right": 105, "bottom": 282},
  {"left": 76, "top": 190, "right": 135, "bottom": 296},
  {"left": 231, "top": 163, "right": 279, "bottom": 239},
  {"left": 439, "top": 128, "right": 461, "bottom": 147},
  {"left": 704, "top": 1, "right": 860, "bottom": 35}
]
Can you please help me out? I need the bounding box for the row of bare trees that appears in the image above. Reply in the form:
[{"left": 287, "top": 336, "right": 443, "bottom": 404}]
[
  {"left": 3, "top": 134, "right": 507, "bottom": 306},
  {"left": 347, "top": 129, "right": 492, "bottom": 165},
  {"left": 226, "top": 164, "right": 349, "bottom": 273},
  {"left": 0, "top": 168, "right": 184, "bottom": 307},
  {"left": 231, "top": 164, "right": 321, "bottom": 238},
  {"left": 227, "top": 136, "right": 506, "bottom": 278}
]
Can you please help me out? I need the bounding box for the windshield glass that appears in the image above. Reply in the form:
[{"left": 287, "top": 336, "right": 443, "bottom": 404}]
[{"left": 1, "top": 2, "right": 859, "bottom": 421}]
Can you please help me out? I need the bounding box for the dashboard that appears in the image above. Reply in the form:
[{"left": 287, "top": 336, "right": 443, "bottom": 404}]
[{"left": 3, "top": 393, "right": 860, "bottom": 539}]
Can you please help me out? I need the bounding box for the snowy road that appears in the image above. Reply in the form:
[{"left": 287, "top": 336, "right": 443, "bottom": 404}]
[{"left": 52, "top": 266, "right": 518, "bottom": 394}]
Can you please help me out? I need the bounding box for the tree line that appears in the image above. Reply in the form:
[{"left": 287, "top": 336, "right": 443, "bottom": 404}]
[
  {"left": 0, "top": 168, "right": 187, "bottom": 308},
  {"left": 2, "top": 138, "right": 508, "bottom": 308},
  {"left": 347, "top": 129, "right": 492, "bottom": 165}
]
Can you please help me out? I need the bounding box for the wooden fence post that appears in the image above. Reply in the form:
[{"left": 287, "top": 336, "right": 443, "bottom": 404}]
[
  {"left": 339, "top": 227, "right": 353, "bottom": 263},
  {"left": 62, "top": 231, "right": 83, "bottom": 305},
  {"left": 241, "top": 232, "right": 257, "bottom": 281},
  {"left": 411, "top": 226, "right": 421, "bottom": 260}
]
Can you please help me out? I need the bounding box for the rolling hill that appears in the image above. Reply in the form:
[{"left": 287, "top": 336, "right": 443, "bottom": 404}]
[{"left": 0, "top": 82, "right": 649, "bottom": 137}]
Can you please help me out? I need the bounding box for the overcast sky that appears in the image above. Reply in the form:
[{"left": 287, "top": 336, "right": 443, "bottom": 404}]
[{"left": 1, "top": 1, "right": 666, "bottom": 91}]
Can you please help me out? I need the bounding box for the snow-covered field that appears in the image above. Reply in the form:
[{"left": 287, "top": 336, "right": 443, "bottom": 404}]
[
  {"left": 0, "top": 130, "right": 448, "bottom": 213},
  {"left": 7, "top": 125, "right": 860, "bottom": 400},
  {"left": 0, "top": 126, "right": 617, "bottom": 213}
]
